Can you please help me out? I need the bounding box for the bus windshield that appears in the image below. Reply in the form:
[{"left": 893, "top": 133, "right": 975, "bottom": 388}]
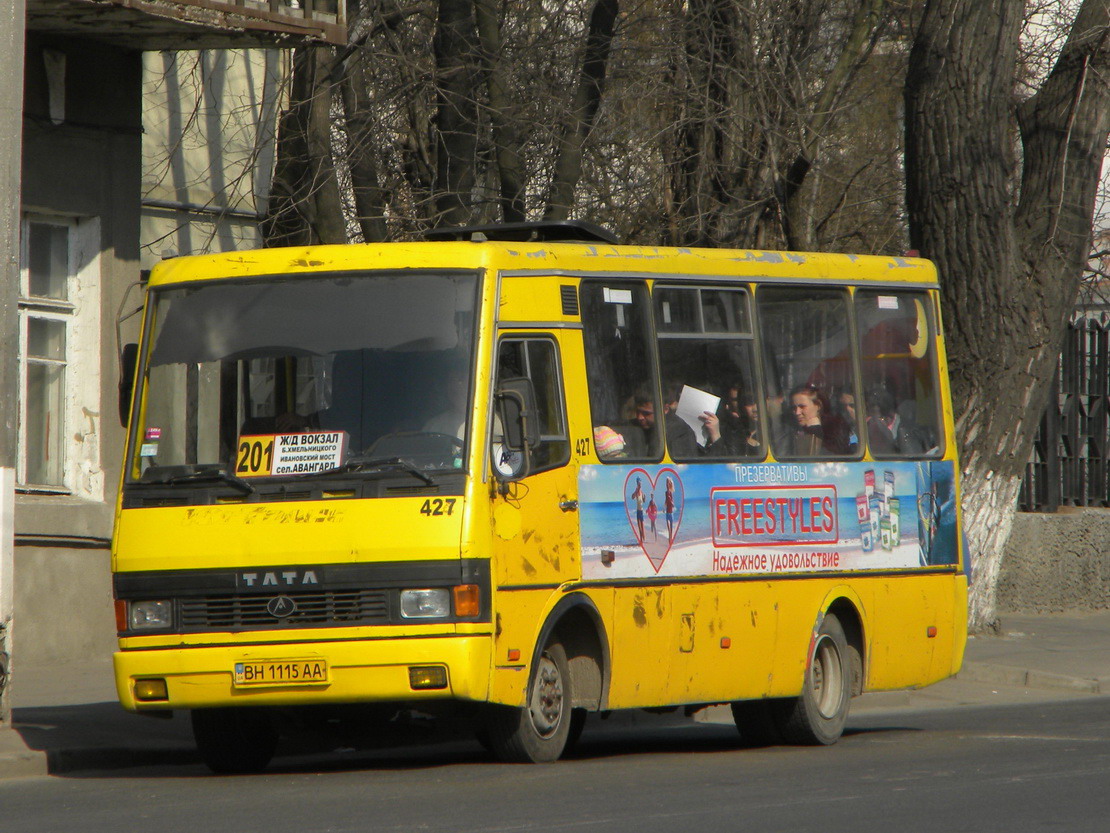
[{"left": 129, "top": 270, "right": 479, "bottom": 482}]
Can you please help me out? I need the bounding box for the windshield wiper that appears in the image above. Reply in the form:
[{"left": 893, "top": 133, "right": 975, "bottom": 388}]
[
  {"left": 140, "top": 464, "right": 255, "bottom": 495},
  {"left": 320, "top": 456, "right": 438, "bottom": 486}
]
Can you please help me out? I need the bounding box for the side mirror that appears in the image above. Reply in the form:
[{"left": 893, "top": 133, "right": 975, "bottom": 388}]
[
  {"left": 494, "top": 377, "right": 539, "bottom": 480},
  {"left": 119, "top": 342, "right": 139, "bottom": 427},
  {"left": 496, "top": 377, "right": 539, "bottom": 450}
]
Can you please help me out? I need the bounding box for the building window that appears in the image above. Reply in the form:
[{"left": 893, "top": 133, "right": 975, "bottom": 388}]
[{"left": 18, "top": 214, "right": 102, "bottom": 495}]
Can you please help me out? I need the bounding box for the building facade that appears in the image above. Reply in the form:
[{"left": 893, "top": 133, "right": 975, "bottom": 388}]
[{"left": 2, "top": 0, "right": 344, "bottom": 725}]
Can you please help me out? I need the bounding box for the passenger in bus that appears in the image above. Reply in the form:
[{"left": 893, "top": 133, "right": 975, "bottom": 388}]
[
  {"left": 766, "top": 390, "right": 789, "bottom": 442},
  {"left": 864, "top": 385, "right": 931, "bottom": 454},
  {"left": 720, "top": 382, "right": 761, "bottom": 455},
  {"left": 786, "top": 384, "right": 852, "bottom": 456},
  {"left": 624, "top": 384, "right": 727, "bottom": 458},
  {"left": 833, "top": 386, "right": 860, "bottom": 453},
  {"left": 593, "top": 425, "right": 627, "bottom": 460}
]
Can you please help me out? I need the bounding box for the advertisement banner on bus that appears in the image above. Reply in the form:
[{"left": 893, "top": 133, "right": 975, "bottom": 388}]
[{"left": 578, "top": 461, "right": 958, "bottom": 580}]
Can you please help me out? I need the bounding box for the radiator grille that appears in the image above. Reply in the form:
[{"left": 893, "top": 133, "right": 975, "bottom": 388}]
[{"left": 179, "top": 589, "right": 389, "bottom": 630}]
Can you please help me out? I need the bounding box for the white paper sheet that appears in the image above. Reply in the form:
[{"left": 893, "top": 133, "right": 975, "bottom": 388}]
[{"left": 675, "top": 385, "right": 721, "bottom": 447}]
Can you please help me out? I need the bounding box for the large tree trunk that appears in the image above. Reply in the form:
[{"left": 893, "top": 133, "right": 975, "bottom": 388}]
[
  {"left": 336, "top": 0, "right": 392, "bottom": 243},
  {"left": 667, "top": 0, "right": 740, "bottom": 247},
  {"left": 905, "top": 0, "right": 1110, "bottom": 631},
  {"left": 339, "top": 51, "right": 389, "bottom": 243},
  {"left": 544, "top": 0, "right": 620, "bottom": 221},
  {"left": 433, "top": 0, "right": 482, "bottom": 226},
  {"left": 779, "top": 0, "right": 885, "bottom": 251},
  {"left": 264, "top": 46, "right": 347, "bottom": 247},
  {"left": 475, "top": 0, "right": 527, "bottom": 223}
]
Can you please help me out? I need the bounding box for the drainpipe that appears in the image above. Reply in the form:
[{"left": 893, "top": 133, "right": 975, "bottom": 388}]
[{"left": 0, "top": 0, "right": 26, "bottom": 727}]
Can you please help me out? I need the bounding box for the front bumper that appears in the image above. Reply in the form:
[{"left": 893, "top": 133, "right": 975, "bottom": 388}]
[{"left": 114, "top": 634, "right": 493, "bottom": 711}]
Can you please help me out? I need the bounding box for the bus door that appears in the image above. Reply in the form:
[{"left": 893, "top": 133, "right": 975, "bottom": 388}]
[{"left": 486, "top": 332, "right": 577, "bottom": 691}]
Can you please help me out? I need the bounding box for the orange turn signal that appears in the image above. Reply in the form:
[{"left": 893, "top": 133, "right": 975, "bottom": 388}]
[{"left": 453, "top": 584, "right": 480, "bottom": 617}]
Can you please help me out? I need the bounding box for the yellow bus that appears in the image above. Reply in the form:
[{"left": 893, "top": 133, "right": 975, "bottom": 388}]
[{"left": 113, "top": 221, "right": 967, "bottom": 772}]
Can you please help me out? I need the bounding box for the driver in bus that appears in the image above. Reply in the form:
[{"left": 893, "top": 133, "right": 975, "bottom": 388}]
[{"left": 423, "top": 373, "right": 469, "bottom": 440}]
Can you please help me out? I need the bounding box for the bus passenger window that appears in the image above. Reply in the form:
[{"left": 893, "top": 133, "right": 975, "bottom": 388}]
[
  {"left": 580, "top": 282, "right": 662, "bottom": 461},
  {"left": 494, "top": 338, "right": 569, "bottom": 474},
  {"left": 855, "top": 291, "right": 943, "bottom": 457},
  {"left": 654, "top": 286, "right": 762, "bottom": 460},
  {"left": 756, "top": 288, "right": 859, "bottom": 459}
]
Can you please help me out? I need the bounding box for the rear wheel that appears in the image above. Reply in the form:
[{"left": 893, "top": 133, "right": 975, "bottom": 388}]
[
  {"left": 774, "top": 613, "right": 851, "bottom": 745},
  {"left": 485, "top": 641, "right": 572, "bottom": 763},
  {"left": 191, "top": 708, "right": 278, "bottom": 774}
]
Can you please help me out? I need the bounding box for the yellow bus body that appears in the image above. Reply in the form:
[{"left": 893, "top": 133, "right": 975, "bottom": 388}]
[{"left": 113, "top": 238, "right": 967, "bottom": 743}]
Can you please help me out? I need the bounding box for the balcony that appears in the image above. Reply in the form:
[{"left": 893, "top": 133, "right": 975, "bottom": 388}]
[{"left": 26, "top": 0, "right": 347, "bottom": 50}]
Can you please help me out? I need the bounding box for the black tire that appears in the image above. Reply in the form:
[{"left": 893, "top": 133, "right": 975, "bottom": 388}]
[
  {"left": 774, "top": 613, "right": 852, "bottom": 745},
  {"left": 730, "top": 699, "right": 784, "bottom": 747},
  {"left": 563, "top": 708, "right": 589, "bottom": 756},
  {"left": 191, "top": 708, "right": 278, "bottom": 774},
  {"left": 485, "top": 641, "right": 572, "bottom": 763}
]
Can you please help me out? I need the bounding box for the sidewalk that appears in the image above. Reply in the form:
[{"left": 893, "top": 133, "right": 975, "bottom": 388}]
[{"left": 3, "top": 611, "right": 1110, "bottom": 779}]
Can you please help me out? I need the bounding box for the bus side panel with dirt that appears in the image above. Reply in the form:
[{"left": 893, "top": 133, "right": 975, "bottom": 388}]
[{"left": 112, "top": 225, "right": 966, "bottom": 771}]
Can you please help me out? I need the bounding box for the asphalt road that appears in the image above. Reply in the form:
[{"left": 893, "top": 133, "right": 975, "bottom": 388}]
[{"left": 2, "top": 697, "right": 1109, "bottom": 833}]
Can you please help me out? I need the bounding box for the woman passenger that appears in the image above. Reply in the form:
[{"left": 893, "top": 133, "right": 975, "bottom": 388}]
[{"left": 787, "top": 384, "right": 851, "bottom": 456}]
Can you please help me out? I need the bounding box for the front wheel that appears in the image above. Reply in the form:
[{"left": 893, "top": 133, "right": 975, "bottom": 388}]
[
  {"left": 485, "top": 641, "right": 572, "bottom": 763},
  {"left": 774, "top": 612, "right": 852, "bottom": 745},
  {"left": 191, "top": 708, "right": 278, "bottom": 774}
]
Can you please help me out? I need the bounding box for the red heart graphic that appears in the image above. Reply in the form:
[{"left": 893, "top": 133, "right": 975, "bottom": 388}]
[{"left": 624, "top": 468, "right": 684, "bottom": 573}]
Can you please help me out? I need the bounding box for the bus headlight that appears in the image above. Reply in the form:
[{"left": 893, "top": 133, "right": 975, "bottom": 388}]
[
  {"left": 400, "top": 588, "right": 451, "bottom": 619},
  {"left": 129, "top": 600, "right": 173, "bottom": 630}
]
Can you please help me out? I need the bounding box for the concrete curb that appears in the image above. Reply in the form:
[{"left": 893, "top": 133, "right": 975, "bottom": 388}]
[
  {"left": 956, "top": 663, "right": 1103, "bottom": 694},
  {"left": 0, "top": 729, "right": 47, "bottom": 779}
]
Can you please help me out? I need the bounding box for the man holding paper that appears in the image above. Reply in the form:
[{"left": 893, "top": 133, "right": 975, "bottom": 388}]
[{"left": 628, "top": 382, "right": 727, "bottom": 459}]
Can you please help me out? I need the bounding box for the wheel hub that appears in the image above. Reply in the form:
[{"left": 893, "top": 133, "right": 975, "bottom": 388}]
[
  {"left": 529, "top": 653, "right": 564, "bottom": 737},
  {"left": 812, "top": 634, "right": 844, "bottom": 719}
]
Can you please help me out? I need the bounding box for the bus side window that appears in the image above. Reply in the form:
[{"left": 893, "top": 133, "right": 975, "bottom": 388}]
[
  {"left": 654, "top": 285, "right": 763, "bottom": 460},
  {"left": 494, "top": 337, "right": 569, "bottom": 474},
  {"left": 854, "top": 290, "right": 943, "bottom": 458},
  {"left": 580, "top": 281, "right": 662, "bottom": 461},
  {"left": 756, "top": 287, "right": 860, "bottom": 459}
]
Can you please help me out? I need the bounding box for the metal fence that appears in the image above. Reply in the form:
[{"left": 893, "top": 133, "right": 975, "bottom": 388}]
[{"left": 1020, "top": 317, "right": 1110, "bottom": 511}]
